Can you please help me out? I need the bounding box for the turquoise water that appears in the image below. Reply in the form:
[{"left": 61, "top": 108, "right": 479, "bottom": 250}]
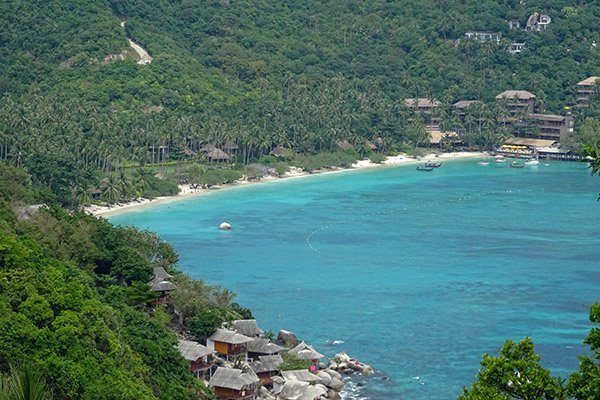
[{"left": 110, "top": 160, "right": 600, "bottom": 399}]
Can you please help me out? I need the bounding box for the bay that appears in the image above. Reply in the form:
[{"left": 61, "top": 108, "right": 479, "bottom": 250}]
[{"left": 110, "top": 159, "right": 600, "bottom": 399}]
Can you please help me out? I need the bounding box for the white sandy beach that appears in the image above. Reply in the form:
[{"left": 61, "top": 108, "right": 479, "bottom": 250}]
[{"left": 87, "top": 151, "right": 488, "bottom": 217}]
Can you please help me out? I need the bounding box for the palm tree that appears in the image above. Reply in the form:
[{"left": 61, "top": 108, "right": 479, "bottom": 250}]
[{"left": 1, "top": 365, "right": 52, "bottom": 400}]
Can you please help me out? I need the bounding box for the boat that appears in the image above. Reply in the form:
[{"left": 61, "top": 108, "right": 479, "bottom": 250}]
[
  {"left": 477, "top": 161, "right": 489, "bottom": 166},
  {"left": 525, "top": 159, "right": 540, "bottom": 166},
  {"left": 416, "top": 166, "right": 434, "bottom": 172},
  {"left": 425, "top": 161, "right": 442, "bottom": 168},
  {"left": 510, "top": 162, "right": 525, "bottom": 168},
  {"left": 494, "top": 156, "right": 506, "bottom": 163}
]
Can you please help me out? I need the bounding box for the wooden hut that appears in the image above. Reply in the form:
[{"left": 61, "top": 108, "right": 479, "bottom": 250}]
[
  {"left": 229, "top": 319, "right": 263, "bottom": 338},
  {"left": 269, "top": 145, "right": 292, "bottom": 158},
  {"left": 335, "top": 140, "right": 354, "bottom": 151},
  {"left": 206, "top": 148, "right": 231, "bottom": 162},
  {"left": 177, "top": 339, "right": 215, "bottom": 378},
  {"left": 249, "top": 354, "right": 283, "bottom": 387},
  {"left": 208, "top": 367, "right": 259, "bottom": 400},
  {"left": 200, "top": 144, "right": 217, "bottom": 153},
  {"left": 223, "top": 142, "right": 239, "bottom": 155},
  {"left": 247, "top": 338, "right": 285, "bottom": 361},
  {"left": 148, "top": 267, "right": 175, "bottom": 304},
  {"left": 207, "top": 329, "right": 253, "bottom": 360}
]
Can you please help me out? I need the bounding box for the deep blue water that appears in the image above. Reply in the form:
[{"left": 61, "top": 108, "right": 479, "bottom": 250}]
[{"left": 110, "top": 159, "right": 600, "bottom": 399}]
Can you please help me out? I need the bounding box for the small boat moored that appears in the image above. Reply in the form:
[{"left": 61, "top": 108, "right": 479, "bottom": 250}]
[
  {"left": 417, "top": 166, "right": 435, "bottom": 172},
  {"left": 510, "top": 162, "right": 525, "bottom": 168},
  {"left": 425, "top": 161, "right": 442, "bottom": 168},
  {"left": 477, "top": 161, "right": 489, "bottom": 166}
]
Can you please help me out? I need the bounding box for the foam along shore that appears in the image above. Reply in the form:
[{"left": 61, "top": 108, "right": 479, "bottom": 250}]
[{"left": 87, "top": 151, "right": 488, "bottom": 217}]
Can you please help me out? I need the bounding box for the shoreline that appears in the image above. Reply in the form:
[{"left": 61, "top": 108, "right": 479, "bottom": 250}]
[{"left": 87, "top": 151, "right": 488, "bottom": 217}]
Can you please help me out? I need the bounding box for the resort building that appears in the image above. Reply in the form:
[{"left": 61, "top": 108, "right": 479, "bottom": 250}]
[
  {"left": 229, "top": 319, "right": 264, "bottom": 338},
  {"left": 404, "top": 98, "right": 441, "bottom": 126},
  {"left": 508, "top": 19, "right": 521, "bottom": 30},
  {"left": 576, "top": 76, "right": 599, "bottom": 108},
  {"left": 249, "top": 354, "right": 283, "bottom": 388},
  {"left": 247, "top": 338, "right": 285, "bottom": 361},
  {"left": 526, "top": 12, "right": 551, "bottom": 31},
  {"left": 509, "top": 42, "right": 526, "bottom": 54},
  {"left": 207, "top": 329, "right": 253, "bottom": 361},
  {"left": 496, "top": 90, "right": 536, "bottom": 116},
  {"left": 528, "top": 113, "right": 574, "bottom": 142},
  {"left": 177, "top": 339, "right": 215, "bottom": 379},
  {"left": 208, "top": 367, "right": 260, "bottom": 400},
  {"left": 287, "top": 342, "right": 324, "bottom": 365},
  {"left": 148, "top": 267, "right": 175, "bottom": 304},
  {"left": 464, "top": 31, "right": 502, "bottom": 43}
]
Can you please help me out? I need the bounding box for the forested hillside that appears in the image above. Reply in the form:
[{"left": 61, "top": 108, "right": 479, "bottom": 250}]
[
  {"left": 0, "top": 162, "right": 257, "bottom": 399},
  {"left": 2, "top": 0, "right": 600, "bottom": 205}
]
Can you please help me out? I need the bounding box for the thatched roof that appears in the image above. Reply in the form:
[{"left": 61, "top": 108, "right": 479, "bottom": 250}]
[
  {"left": 288, "top": 342, "right": 324, "bottom": 360},
  {"left": 335, "top": 140, "right": 354, "bottom": 151},
  {"left": 495, "top": 90, "right": 536, "bottom": 100},
  {"left": 269, "top": 145, "right": 291, "bottom": 157},
  {"left": 365, "top": 140, "right": 377, "bottom": 150},
  {"left": 153, "top": 267, "right": 172, "bottom": 281},
  {"left": 429, "top": 130, "right": 459, "bottom": 145},
  {"left": 578, "top": 76, "right": 599, "bottom": 86},
  {"left": 250, "top": 354, "right": 283, "bottom": 373},
  {"left": 148, "top": 267, "right": 175, "bottom": 292},
  {"left": 281, "top": 370, "right": 320, "bottom": 383},
  {"left": 208, "top": 329, "right": 253, "bottom": 345},
  {"left": 223, "top": 142, "right": 239, "bottom": 150},
  {"left": 178, "top": 339, "right": 214, "bottom": 361},
  {"left": 200, "top": 144, "right": 217, "bottom": 153},
  {"left": 404, "top": 98, "right": 441, "bottom": 108},
  {"left": 247, "top": 338, "right": 285, "bottom": 355},
  {"left": 206, "top": 148, "right": 231, "bottom": 161},
  {"left": 230, "top": 319, "right": 263, "bottom": 337},
  {"left": 454, "top": 100, "right": 481, "bottom": 109},
  {"left": 209, "top": 367, "right": 259, "bottom": 390}
]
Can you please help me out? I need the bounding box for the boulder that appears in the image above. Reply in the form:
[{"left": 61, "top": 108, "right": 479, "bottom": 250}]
[
  {"left": 324, "top": 369, "right": 342, "bottom": 381},
  {"left": 326, "top": 389, "right": 342, "bottom": 400},
  {"left": 316, "top": 371, "right": 332, "bottom": 386},
  {"left": 334, "top": 352, "right": 351, "bottom": 363},
  {"left": 277, "top": 329, "right": 299, "bottom": 347},
  {"left": 328, "top": 377, "right": 345, "bottom": 391}
]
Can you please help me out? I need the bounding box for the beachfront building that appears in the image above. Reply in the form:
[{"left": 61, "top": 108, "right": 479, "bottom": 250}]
[
  {"left": 576, "top": 76, "right": 599, "bottom": 108},
  {"left": 207, "top": 328, "right": 253, "bottom": 361},
  {"left": 177, "top": 339, "right": 215, "bottom": 379},
  {"left": 208, "top": 367, "right": 260, "bottom": 400},
  {"left": 249, "top": 354, "right": 283, "bottom": 388},
  {"left": 229, "top": 319, "right": 264, "bottom": 338},
  {"left": 428, "top": 129, "right": 461, "bottom": 149},
  {"left": 528, "top": 113, "right": 574, "bottom": 142},
  {"left": 148, "top": 267, "right": 175, "bottom": 304},
  {"left": 206, "top": 148, "right": 231, "bottom": 162},
  {"left": 247, "top": 338, "right": 285, "bottom": 361},
  {"left": 464, "top": 31, "right": 502, "bottom": 43},
  {"left": 496, "top": 90, "right": 536, "bottom": 116},
  {"left": 287, "top": 342, "right": 324, "bottom": 367},
  {"left": 404, "top": 98, "right": 441, "bottom": 127}
]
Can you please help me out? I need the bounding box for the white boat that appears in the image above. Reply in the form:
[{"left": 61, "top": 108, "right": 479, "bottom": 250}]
[
  {"left": 525, "top": 159, "right": 540, "bottom": 165},
  {"left": 477, "top": 161, "right": 489, "bottom": 166},
  {"left": 494, "top": 157, "right": 506, "bottom": 163}
]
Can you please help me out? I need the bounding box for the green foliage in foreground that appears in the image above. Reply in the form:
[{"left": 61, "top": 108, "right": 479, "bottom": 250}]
[
  {"left": 461, "top": 302, "right": 600, "bottom": 400},
  {"left": 0, "top": 162, "right": 242, "bottom": 399}
]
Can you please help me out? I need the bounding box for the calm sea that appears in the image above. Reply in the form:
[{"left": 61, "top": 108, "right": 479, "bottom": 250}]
[{"left": 110, "top": 159, "right": 600, "bottom": 399}]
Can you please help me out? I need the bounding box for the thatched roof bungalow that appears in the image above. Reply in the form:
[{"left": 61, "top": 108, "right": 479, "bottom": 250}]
[
  {"left": 177, "top": 339, "right": 215, "bottom": 377},
  {"left": 208, "top": 367, "right": 259, "bottom": 400},
  {"left": 247, "top": 338, "right": 285, "bottom": 360},
  {"left": 207, "top": 329, "right": 253, "bottom": 360},
  {"left": 287, "top": 342, "right": 324, "bottom": 362},
  {"left": 230, "top": 319, "right": 263, "bottom": 337},
  {"left": 206, "top": 148, "right": 231, "bottom": 162},
  {"left": 249, "top": 354, "right": 283, "bottom": 387}
]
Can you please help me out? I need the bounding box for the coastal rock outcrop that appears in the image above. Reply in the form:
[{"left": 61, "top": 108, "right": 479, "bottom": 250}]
[
  {"left": 329, "top": 352, "right": 374, "bottom": 376},
  {"left": 278, "top": 329, "right": 299, "bottom": 347}
]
